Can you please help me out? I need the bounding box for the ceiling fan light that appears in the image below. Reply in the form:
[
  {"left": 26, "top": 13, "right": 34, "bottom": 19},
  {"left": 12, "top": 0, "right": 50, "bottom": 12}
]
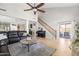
[{"left": 33, "top": 9, "right": 37, "bottom": 12}]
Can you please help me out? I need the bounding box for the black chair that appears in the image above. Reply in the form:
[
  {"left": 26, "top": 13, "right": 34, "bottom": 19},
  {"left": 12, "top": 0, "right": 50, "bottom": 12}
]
[{"left": 36, "top": 30, "right": 46, "bottom": 38}]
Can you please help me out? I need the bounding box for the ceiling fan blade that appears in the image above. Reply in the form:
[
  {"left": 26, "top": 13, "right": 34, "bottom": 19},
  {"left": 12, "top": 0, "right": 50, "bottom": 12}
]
[
  {"left": 0, "top": 8, "right": 6, "bottom": 11},
  {"left": 26, "top": 3, "right": 33, "bottom": 8},
  {"left": 36, "top": 3, "right": 44, "bottom": 8},
  {"left": 24, "top": 8, "right": 33, "bottom": 11},
  {"left": 37, "top": 9, "right": 45, "bottom": 13}
]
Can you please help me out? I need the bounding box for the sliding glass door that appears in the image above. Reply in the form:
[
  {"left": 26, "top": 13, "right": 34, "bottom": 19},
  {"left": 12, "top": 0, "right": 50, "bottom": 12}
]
[
  {"left": 59, "top": 23, "right": 71, "bottom": 39},
  {"left": 0, "top": 22, "right": 10, "bottom": 31}
]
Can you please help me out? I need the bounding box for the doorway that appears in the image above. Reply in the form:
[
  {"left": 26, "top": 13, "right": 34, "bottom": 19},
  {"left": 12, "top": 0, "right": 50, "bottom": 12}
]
[
  {"left": 59, "top": 23, "right": 72, "bottom": 39},
  {"left": 29, "top": 21, "right": 37, "bottom": 37}
]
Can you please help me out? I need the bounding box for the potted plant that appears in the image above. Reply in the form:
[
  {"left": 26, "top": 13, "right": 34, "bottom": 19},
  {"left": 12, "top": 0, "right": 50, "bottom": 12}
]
[
  {"left": 73, "top": 23, "right": 79, "bottom": 46},
  {"left": 72, "top": 23, "right": 79, "bottom": 55}
]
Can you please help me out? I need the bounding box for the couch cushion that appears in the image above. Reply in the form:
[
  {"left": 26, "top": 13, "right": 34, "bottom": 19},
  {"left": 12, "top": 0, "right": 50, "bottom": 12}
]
[{"left": 0, "top": 46, "right": 10, "bottom": 56}]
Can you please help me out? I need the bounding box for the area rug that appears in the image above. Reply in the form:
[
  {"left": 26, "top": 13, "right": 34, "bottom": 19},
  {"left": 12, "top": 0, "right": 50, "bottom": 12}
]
[{"left": 8, "top": 42, "right": 56, "bottom": 56}]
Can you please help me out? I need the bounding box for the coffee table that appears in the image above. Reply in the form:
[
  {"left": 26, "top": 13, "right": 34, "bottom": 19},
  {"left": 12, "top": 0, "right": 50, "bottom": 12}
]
[{"left": 20, "top": 39, "right": 36, "bottom": 52}]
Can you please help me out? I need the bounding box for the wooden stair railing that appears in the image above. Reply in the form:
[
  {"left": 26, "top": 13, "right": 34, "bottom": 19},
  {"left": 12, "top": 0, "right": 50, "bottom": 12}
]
[{"left": 38, "top": 17, "right": 57, "bottom": 39}]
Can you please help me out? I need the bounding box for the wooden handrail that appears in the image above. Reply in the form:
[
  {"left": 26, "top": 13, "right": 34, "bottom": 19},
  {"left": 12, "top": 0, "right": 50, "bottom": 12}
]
[{"left": 38, "top": 17, "right": 57, "bottom": 39}]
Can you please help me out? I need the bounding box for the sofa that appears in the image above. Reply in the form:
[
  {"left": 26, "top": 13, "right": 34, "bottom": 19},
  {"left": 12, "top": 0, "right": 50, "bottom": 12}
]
[
  {"left": 0, "top": 31, "right": 10, "bottom": 56},
  {"left": 0, "top": 39, "right": 10, "bottom": 56},
  {"left": 7, "top": 31, "right": 20, "bottom": 44},
  {"left": 0, "top": 31, "right": 27, "bottom": 56},
  {"left": 7, "top": 31, "right": 27, "bottom": 44}
]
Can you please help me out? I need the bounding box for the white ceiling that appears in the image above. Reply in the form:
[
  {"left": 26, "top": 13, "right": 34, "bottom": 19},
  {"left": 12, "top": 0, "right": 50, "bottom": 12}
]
[
  {"left": 43, "top": 3, "right": 78, "bottom": 8},
  {"left": 0, "top": 3, "right": 78, "bottom": 10}
]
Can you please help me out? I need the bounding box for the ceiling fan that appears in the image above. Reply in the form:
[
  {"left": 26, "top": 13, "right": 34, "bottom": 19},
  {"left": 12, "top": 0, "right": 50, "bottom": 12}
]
[
  {"left": 24, "top": 3, "right": 45, "bottom": 15},
  {"left": 0, "top": 8, "right": 6, "bottom": 11}
]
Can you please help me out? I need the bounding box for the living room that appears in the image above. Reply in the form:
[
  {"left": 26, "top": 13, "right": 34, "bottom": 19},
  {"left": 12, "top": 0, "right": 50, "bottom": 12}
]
[{"left": 0, "top": 3, "right": 79, "bottom": 56}]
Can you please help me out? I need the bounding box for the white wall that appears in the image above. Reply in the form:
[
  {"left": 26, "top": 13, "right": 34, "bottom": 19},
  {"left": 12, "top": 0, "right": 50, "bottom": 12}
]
[
  {"left": 39, "top": 6, "right": 78, "bottom": 39},
  {"left": 0, "top": 15, "right": 26, "bottom": 24}
]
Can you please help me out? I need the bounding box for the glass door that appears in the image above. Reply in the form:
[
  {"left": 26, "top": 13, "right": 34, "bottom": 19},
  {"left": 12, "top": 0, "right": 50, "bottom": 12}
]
[
  {"left": 59, "top": 23, "right": 71, "bottom": 39},
  {"left": 0, "top": 22, "right": 10, "bottom": 31}
]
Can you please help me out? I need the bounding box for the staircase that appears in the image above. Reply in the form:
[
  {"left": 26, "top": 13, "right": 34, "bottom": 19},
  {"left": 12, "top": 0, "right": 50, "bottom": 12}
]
[{"left": 38, "top": 17, "right": 57, "bottom": 39}]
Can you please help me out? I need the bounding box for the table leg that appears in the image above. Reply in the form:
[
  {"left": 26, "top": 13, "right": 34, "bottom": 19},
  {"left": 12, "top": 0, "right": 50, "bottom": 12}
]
[{"left": 27, "top": 44, "right": 30, "bottom": 52}]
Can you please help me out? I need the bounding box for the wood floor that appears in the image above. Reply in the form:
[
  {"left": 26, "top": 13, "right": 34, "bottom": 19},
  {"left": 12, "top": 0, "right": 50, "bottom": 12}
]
[{"left": 35, "top": 37, "right": 72, "bottom": 56}]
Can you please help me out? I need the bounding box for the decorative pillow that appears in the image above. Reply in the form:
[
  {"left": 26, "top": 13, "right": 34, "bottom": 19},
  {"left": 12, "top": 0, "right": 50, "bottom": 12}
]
[
  {"left": 23, "top": 33, "right": 27, "bottom": 36},
  {"left": 0, "top": 34, "right": 7, "bottom": 40}
]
